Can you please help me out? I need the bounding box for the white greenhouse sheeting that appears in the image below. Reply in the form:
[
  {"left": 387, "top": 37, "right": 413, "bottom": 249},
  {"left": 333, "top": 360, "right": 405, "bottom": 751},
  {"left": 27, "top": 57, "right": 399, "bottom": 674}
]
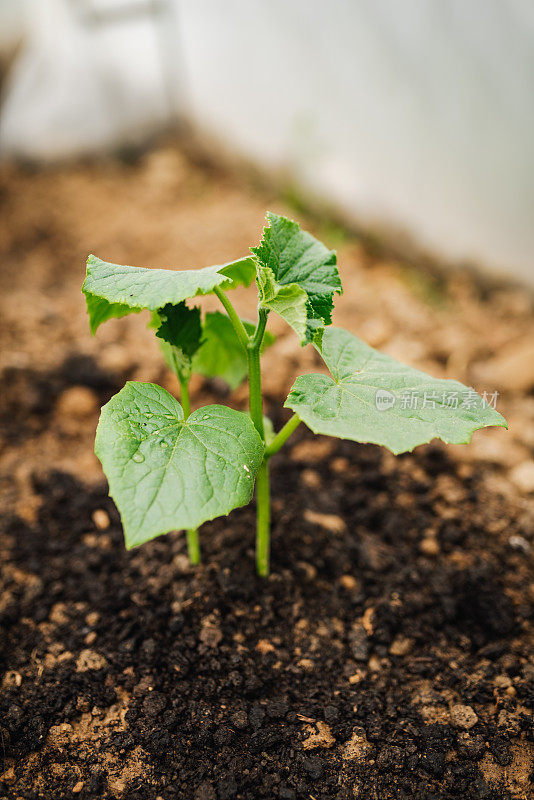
[
  {"left": 0, "top": 0, "right": 533, "bottom": 285},
  {"left": 0, "top": 0, "right": 180, "bottom": 158}
]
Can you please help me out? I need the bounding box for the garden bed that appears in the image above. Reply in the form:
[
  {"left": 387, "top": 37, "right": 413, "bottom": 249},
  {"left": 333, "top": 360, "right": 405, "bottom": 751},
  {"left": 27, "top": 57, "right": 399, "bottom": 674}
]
[{"left": 0, "top": 146, "right": 533, "bottom": 799}]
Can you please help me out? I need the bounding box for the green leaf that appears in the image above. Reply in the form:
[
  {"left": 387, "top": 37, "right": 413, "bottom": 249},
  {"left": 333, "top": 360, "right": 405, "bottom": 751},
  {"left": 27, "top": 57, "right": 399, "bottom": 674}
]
[
  {"left": 83, "top": 254, "right": 256, "bottom": 334},
  {"left": 155, "top": 302, "right": 202, "bottom": 379},
  {"left": 192, "top": 312, "right": 275, "bottom": 390},
  {"left": 155, "top": 302, "right": 202, "bottom": 357},
  {"left": 255, "top": 265, "right": 309, "bottom": 344},
  {"left": 252, "top": 212, "right": 342, "bottom": 343},
  {"left": 95, "top": 382, "right": 264, "bottom": 548},
  {"left": 285, "top": 327, "right": 507, "bottom": 454}
]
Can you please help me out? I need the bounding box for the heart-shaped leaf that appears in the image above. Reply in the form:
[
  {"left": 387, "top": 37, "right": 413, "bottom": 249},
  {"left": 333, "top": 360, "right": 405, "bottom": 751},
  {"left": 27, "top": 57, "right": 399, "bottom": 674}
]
[
  {"left": 83, "top": 254, "right": 256, "bottom": 334},
  {"left": 95, "top": 382, "right": 264, "bottom": 547},
  {"left": 252, "top": 212, "right": 342, "bottom": 343},
  {"left": 286, "top": 327, "right": 507, "bottom": 454}
]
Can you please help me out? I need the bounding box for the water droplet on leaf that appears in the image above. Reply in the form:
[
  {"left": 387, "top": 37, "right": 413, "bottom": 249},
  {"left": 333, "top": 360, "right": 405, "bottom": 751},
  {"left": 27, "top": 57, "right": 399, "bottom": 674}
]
[
  {"left": 316, "top": 399, "right": 337, "bottom": 419},
  {"left": 132, "top": 452, "right": 145, "bottom": 463}
]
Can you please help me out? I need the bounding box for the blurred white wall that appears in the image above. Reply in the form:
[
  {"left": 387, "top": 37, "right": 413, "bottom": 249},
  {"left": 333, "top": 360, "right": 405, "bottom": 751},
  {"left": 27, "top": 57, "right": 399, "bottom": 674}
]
[
  {"left": 0, "top": 0, "right": 178, "bottom": 158},
  {"left": 1, "top": 0, "right": 533, "bottom": 284},
  {"left": 176, "top": 0, "right": 534, "bottom": 284},
  {"left": 0, "top": 1, "right": 28, "bottom": 51}
]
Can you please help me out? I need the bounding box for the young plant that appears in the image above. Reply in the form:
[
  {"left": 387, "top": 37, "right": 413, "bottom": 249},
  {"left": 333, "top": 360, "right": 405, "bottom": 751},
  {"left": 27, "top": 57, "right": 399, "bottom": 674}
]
[{"left": 83, "top": 212, "right": 507, "bottom": 576}]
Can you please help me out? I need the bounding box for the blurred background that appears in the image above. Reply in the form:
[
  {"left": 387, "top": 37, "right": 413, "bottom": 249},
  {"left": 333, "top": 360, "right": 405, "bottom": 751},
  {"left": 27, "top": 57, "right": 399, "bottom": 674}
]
[{"left": 0, "top": 0, "right": 533, "bottom": 284}]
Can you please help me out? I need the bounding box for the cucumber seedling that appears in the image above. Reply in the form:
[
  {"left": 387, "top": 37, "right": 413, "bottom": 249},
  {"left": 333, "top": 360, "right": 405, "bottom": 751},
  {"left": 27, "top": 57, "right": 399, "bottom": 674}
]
[{"left": 83, "top": 212, "right": 507, "bottom": 575}]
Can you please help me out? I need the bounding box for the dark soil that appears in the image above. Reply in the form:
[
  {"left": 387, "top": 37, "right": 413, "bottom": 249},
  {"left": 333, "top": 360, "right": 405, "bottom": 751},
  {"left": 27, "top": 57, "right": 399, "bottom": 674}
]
[
  {"left": 0, "top": 354, "right": 122, "bottom": 446},
  {"left": 1, "top": 402, "right": 532, "bottom": 799}
]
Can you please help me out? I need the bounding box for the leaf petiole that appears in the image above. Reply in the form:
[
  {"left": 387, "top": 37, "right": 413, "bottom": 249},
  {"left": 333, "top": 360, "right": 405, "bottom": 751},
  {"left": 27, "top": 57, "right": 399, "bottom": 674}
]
[
  {"left": 213, "top": 285, "right": 249, "bottom": 350},
  {"left": 265, "top": 413, "right": 301, "bottom": 457}
]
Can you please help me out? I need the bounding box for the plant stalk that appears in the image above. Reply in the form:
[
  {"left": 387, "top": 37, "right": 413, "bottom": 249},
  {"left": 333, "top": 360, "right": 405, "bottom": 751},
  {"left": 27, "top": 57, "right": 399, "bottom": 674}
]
[
  {"left": 177, "top": 371, "right": 200, "bottom": 565},
  {"left": 245, "top": 308, "right": 272, "bottom": 574},
  {"left": 186, "top": 527, "right": 201, "bottom": 565},
  {"left": 213, "top": 293, "right": 273, "bottom": 575},
  {"left": 255, "top": 457, "right": 271, "bottom": 577},
  {"left": 247, "top": 344, "right": 265, "bottom": 439}
]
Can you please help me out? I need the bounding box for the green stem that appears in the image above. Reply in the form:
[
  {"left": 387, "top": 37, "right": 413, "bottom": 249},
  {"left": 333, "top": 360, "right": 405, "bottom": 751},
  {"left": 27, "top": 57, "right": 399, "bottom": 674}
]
[
  {"left": 177, "top": 371, "right": 200, "bottom": 564},
  {"left": 245, "top": 307, "right": 272, "bottom": 575},
  {"left": 178, "top": 373, "right": 191, "bottom": 418},
  {"left": 255, "top": 458, "right": 271, "bottom": 577},
  {"left": 186, "top": 527, "right": 201, "bottom": 565},
  {"left": 265, "top": 413, "right": 301, "bottom": 456},
  {"left": 247, "top": 350, "right": 265, "bottom": 438},
  {"left": 213, "top": 285, "right": 249, "bottom": 350}
]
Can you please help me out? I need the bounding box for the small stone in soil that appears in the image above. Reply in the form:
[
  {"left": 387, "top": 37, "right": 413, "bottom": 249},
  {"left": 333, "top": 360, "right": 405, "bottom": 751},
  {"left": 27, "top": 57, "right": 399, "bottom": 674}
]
[
  {"left": 450, "top": 704, "right": 479, "bottom": 730},
  {"left": 304, "top": 509, "right": 346, "bottom": 533},
  {"left": 420, "top": 536, "right": 440, "bottom": 555},
  {"left": 508, "top": 534, "right": 530, "bottom": 553},
  {"left": 348, "top": 670, "right": 366, "bottom": 685},
  {"left": 389, "top": 636, "right": 414, "bottom": 656},
  {"left": 301, "top": 468, "right": 321, "bottom": 489},
  {"left": 75, "top": 649, "right": 107, "bottom": 672},
  {"left": 339, "top": 574, "right": 359, "bottom": 591},
  {"left": 85, "top": 611, "right": 99, "bottom": 627},
  {"left": 302, "top": 721, "right": 335, "bottom": 750},
  {"left": 256, "top": 639, "right": 275, "bottom": 654},
  {"left": 342, "top": 729, "right": 375, "bottom": 762},
  {"left": 91, "top": 509, "right": 110, "bottom": 530}
]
